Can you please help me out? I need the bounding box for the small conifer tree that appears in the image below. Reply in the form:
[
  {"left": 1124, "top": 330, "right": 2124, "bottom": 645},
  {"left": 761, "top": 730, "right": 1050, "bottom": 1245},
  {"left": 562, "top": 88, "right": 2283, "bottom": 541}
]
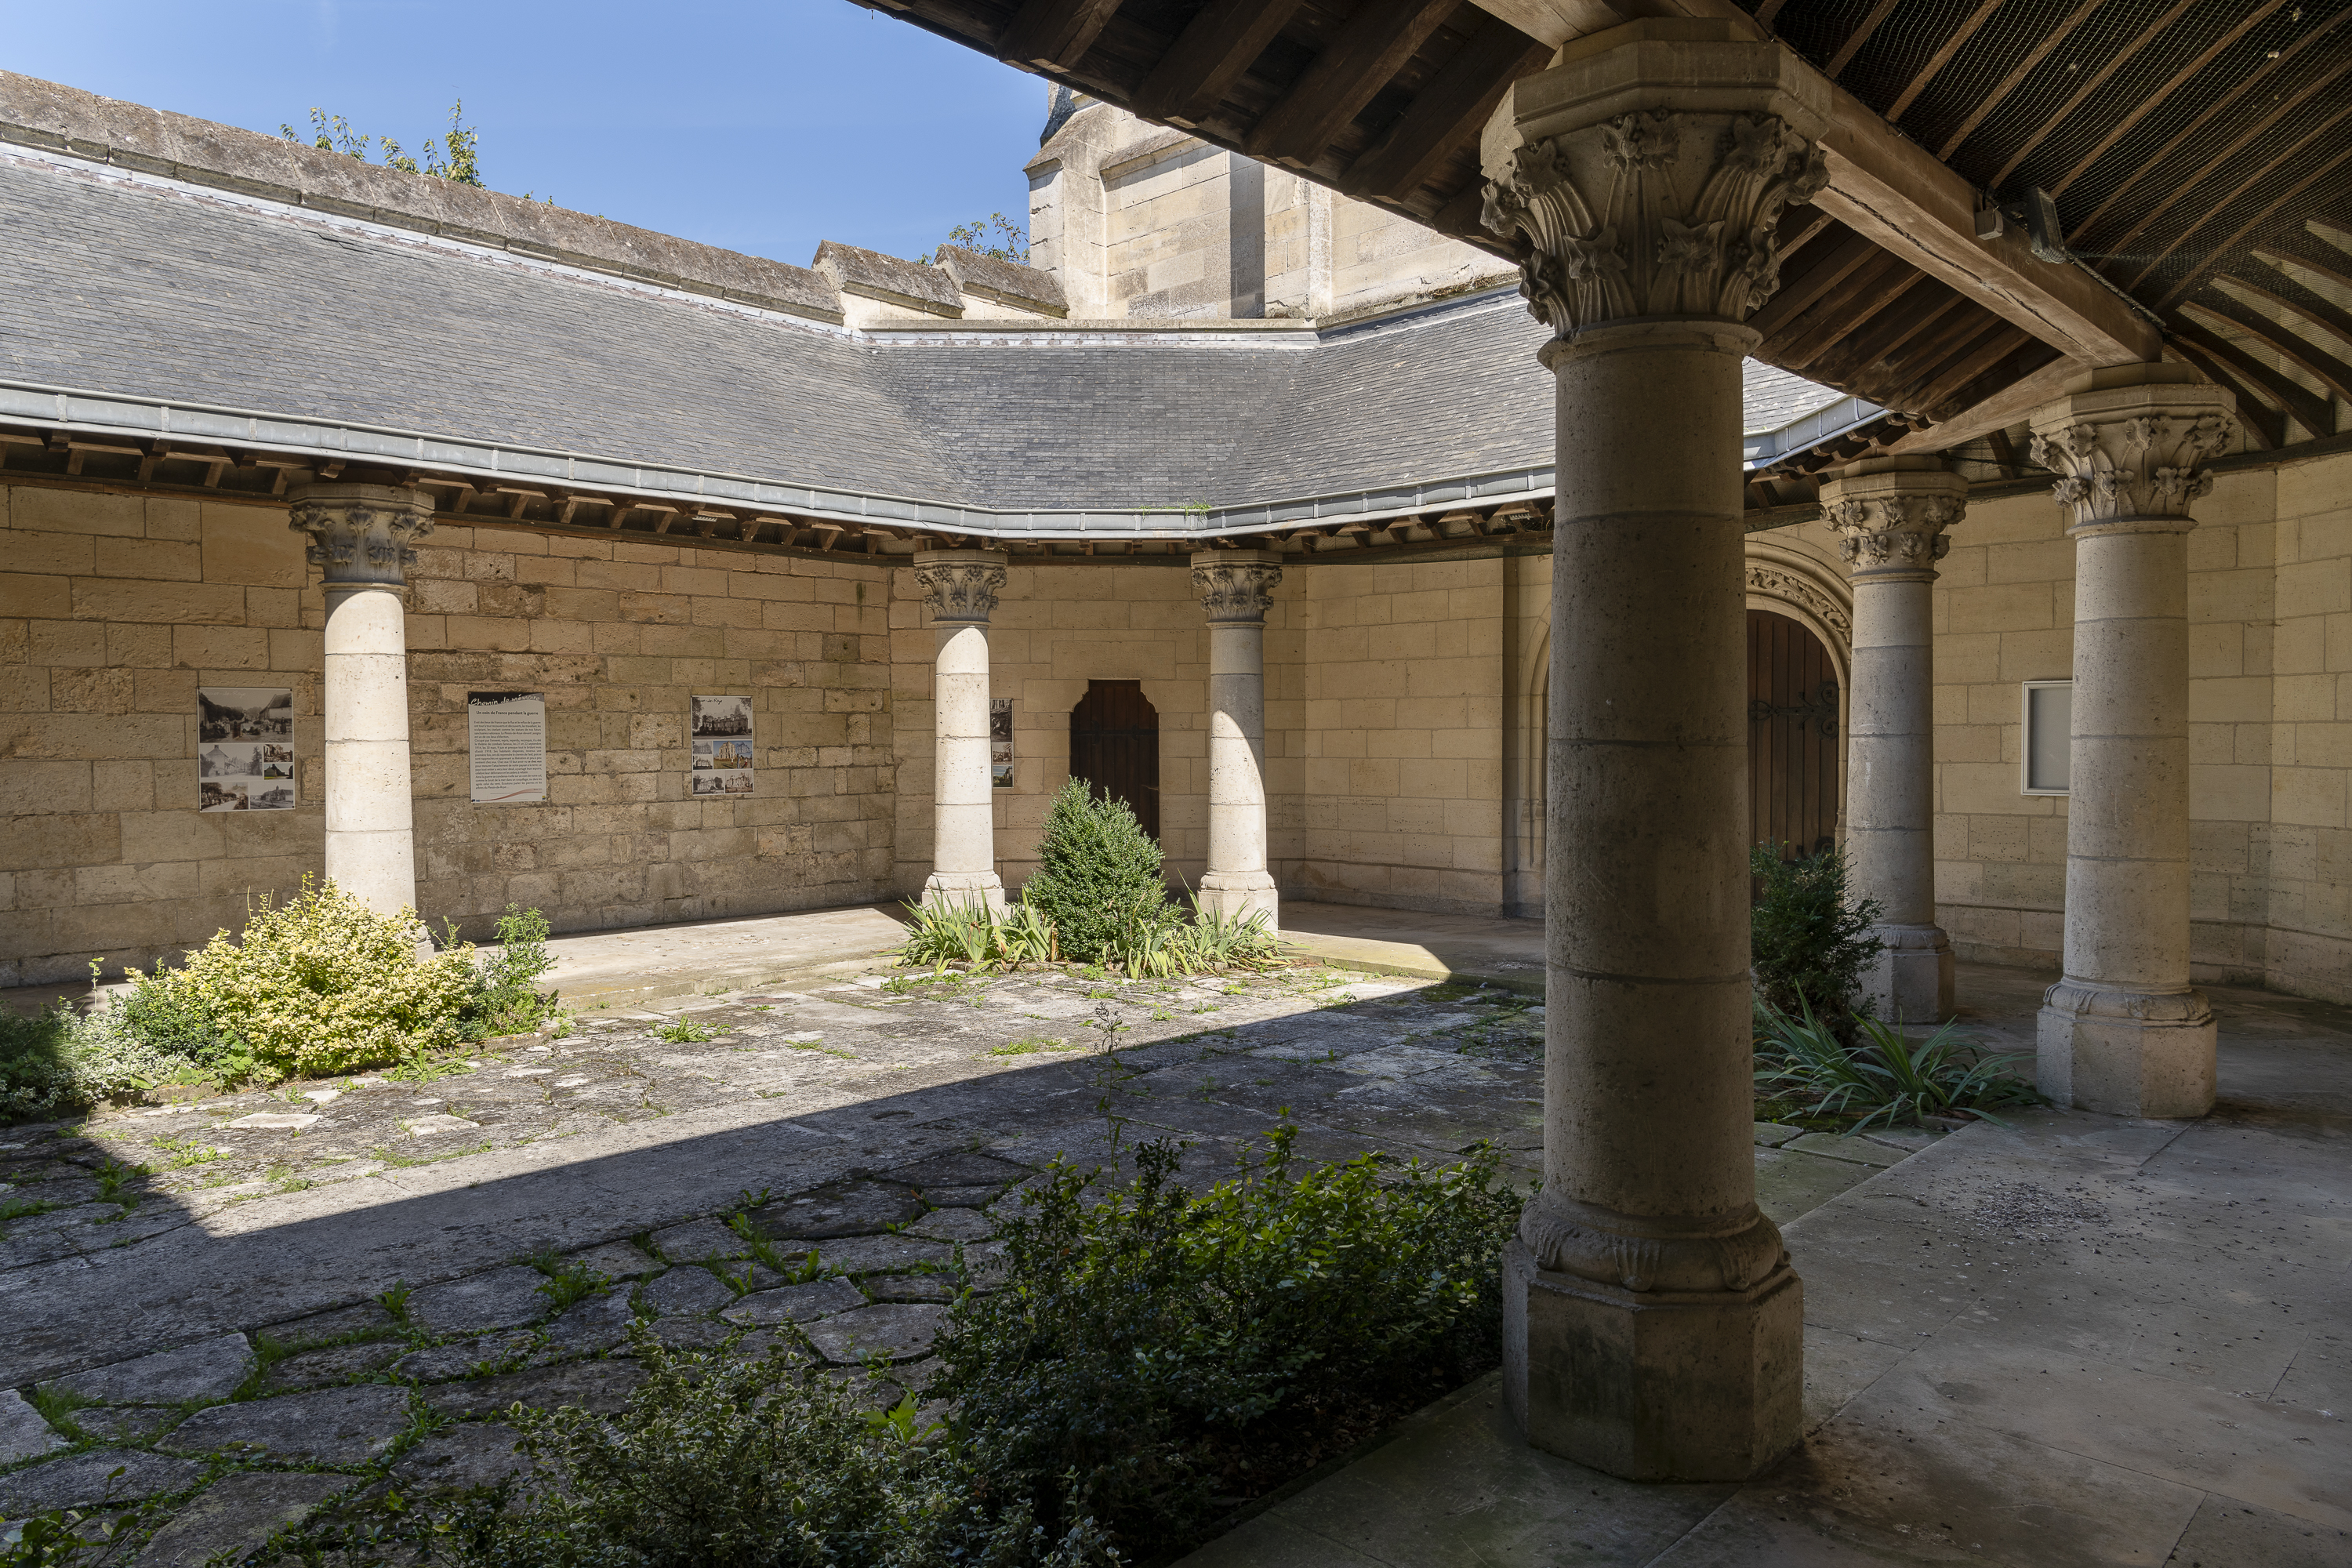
[
  {"left": 1022, "top": 779, "right": 1171, "bottom": 964},
  {"left": 1749, "top": 842, "right": 1883, "bottom": 1037}
]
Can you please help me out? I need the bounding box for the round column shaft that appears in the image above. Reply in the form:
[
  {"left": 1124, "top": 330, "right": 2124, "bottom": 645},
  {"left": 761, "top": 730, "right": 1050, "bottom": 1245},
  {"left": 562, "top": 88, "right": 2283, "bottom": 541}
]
[
  {"left": 1192, "top": 550, "right": 1282, "bottom": 929},
  {"left": 290, "top": 483, "right": 431, "bottom": 920},
  {"left": 914, "top": 550, "right": 1008, "bottom": 912},
  {"left": 1479, "top": 20, "right": 1827, "bottom": 1483},
  {"left": 1822, "top": 459, "right": 1965, "bottom": 1023},
  {"left": 2031, "top": 367, "right": 2235, "bottom": 1117}
]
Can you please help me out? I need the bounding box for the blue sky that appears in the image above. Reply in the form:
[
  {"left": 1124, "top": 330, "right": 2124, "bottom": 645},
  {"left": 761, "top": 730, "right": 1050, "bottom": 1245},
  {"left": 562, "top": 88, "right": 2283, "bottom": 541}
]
[{"left": 4, "top": 0, "right": 1046, "bottom": 266}]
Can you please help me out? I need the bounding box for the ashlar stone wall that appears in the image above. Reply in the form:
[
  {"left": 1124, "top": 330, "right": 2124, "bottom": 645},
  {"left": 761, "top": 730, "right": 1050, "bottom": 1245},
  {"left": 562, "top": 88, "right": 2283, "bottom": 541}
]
[{"left": 0, "top": 479, "right": 895, "bottom": 985}]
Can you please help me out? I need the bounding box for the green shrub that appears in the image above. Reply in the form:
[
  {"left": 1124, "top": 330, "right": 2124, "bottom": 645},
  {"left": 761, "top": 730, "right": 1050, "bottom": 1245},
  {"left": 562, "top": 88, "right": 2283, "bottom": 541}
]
[
  {"left": 1020, "top": 779, "right": 1175, "bottom": 965},
  {"left": 467, "top": 902, "right": 562, "bottom": 1036},
  {"left": 1755, "top": 996, "right": 2042, "bottom": 1129},
  {"left": 123, "top": 878, "right": 479, "bottom": 1080},
  {"left": 935, "top": 1126, "right": 1525, "bottom": 1550},
  {"left": 1750, "top": 842, "right": 1882, "bottom": 1035},
  {"left": 0, "top": 1006, "right": 180, "bottom": 1123}
]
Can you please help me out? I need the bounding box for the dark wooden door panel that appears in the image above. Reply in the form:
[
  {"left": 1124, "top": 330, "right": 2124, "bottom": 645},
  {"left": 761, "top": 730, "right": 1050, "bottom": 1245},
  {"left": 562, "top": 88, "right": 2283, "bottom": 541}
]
[
  {"left": 1748, "top": 610, "right": 1839, "bottom": 860},
  {"left": 1069, "top": 679, "right": 1161, "bottom": 842}
]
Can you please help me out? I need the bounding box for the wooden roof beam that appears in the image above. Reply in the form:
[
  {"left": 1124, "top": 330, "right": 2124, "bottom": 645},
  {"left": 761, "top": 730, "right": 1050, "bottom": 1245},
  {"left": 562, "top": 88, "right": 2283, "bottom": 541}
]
[
  {"left": 1986, "top": 0, "right": 2201, "bottom": 191},
  {"left": 2046, "top": 0, "right": 2292, "bottom": 199},
  {"left": 2257, "top": 230, "right": 2352, "bottom": 296},
  {"left": 1132, "top": 0, "right": 1305, "bottom": 129},
  {"left": 2167, "top": 342, "right": 2287, "bottom": 452},
  {"left": 1744, "top": 228, "right": 1878, "bottom": 340},
  {"left": 2181, "top": 295, "right": 2352, "bottom": 406},
  {"left": 2223, "top": 268, "right": 2352, "bottom": 357},
  {"left": 995, "top": 0, "right": 1124, "bottom": 72},
  {"left": 1340, "top": 16, "right": 1552, "bottom": 204},
  {"left": 2168, "top": 321, "right": 2334, "bottom": 437},
  {"left": 1883, "top": 0, "right": 2000, "bottom": 124},
  {"left": 1245, "top": 0, "right": 1460, "bottom": 169}
]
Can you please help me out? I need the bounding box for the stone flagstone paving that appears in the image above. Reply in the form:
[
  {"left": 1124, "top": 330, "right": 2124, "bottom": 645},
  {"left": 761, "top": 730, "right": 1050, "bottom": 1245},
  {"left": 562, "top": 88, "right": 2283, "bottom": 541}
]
[{"left": 0, "top": 960, "right": 1933, "bottom": 1559}]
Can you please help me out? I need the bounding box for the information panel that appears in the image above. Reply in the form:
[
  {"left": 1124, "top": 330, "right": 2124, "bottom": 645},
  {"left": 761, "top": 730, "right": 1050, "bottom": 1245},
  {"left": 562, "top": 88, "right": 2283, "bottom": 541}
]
[{"left": 468, "top": 691, "right": 547, "bottom": 804}]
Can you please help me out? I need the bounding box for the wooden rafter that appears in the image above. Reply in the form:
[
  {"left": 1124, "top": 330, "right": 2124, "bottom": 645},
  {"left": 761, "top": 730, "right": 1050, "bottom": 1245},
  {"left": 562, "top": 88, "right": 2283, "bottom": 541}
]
[
  {"left": 1886, "top": 0, "right": 2002, "bottom": 125},
  {"left": 2181, "top": 294, "right": 2352, "bottom": 405},
  {"left": 1987, "top": 0, "right": 2202, "bottom": 191},
  {"left": 2168, "top": 320, "right": 2334, "bottom": 435},
  {"left": 1747, "top": 228, "right": 1878, "bottom": 339},
  {"left": 1243, "top": 0, "right": 1459, "bottom": 169},
  {"left": 2167, "top": 340, "right": 2287, "bottom": 450},
  {"left": 1761, "top": 251, "right": 1920, "bottom": 370},
  {"left": 2075, "top": 9, "right": 2351, "bottom": 241},
  {"left": 1933, "top": 0, "right": 2103, "bottom": 161},
  {"left": 996, "top": 0, "right": 1124, "bottom": 71},
  {"left": 1915, "top": 325, "right": 2035, "bottom": 416},
  {"left": 2230, "top": 256, "right": 2352, "bottom": 347},
  {"left": 1132, "top": 0, "right": 1305, "bottom": 129},
  {"left": 2257, "top": 229, "right": 2352, "bottom": 296},
  {"left": 2143, "top": 129, "right": 2352, "bottom": 305},
  {"left": 1806, "top": 283, "right": 1968, "bottom": 389},
  {"left": 2045, "top": 0, "right": 2292, "bottom": 198},
  {"left": 1824, "top": 0, "right": 1900, "bottom": 80},
  {"left": 1338, "top": 16, "right": 1549, "bottom": 203}
]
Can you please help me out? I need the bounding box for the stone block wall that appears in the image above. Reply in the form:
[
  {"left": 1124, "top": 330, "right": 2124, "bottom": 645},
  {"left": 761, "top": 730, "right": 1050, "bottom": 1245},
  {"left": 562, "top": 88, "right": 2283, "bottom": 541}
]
[
  {"left": 2262, "top": 447, "right": 2352, "bottom": 1000},
  {"left": 0, "top": 479, "right": 895, "bottom": 985}
]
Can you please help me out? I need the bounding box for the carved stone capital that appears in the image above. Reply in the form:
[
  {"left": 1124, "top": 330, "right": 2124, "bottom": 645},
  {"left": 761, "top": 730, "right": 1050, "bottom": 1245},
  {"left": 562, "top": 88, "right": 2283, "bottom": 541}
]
[
  {"left": 1189, "top": 550, "right": 1283, "bottom": 624},
  {"left": 287, "top": 483, "right": 434, "bottom": 589},
  {"left": 2028, "top": 368, "right": 2236, "bottom": 535},
  {"left": 1818, "top": 461, "right": 1965, "bottom": 579},
  {"left": 911, "top": 549, "right": 1008, "bottom": 625}
]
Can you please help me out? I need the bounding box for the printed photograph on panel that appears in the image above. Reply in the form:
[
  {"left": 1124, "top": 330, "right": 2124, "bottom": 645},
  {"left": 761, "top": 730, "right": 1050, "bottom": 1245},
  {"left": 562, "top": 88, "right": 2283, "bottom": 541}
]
[
  {"left": 690, "top": 695, "right": 753, "bottom": 737},
  {"left": 690, "top": 771, "right": 729, "bottom": 797},
  {"left": 198, "top": 688, "right": 296, "bottom": 810},
  {"left": 990, "top": 697, "right": 1014, "bottom": 788}
]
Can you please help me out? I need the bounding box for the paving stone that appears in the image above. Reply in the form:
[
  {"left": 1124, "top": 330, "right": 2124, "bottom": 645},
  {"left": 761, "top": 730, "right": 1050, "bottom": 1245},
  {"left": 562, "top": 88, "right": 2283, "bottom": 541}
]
[
  {"left": 1788, "top": 1132, "right": 1905, "bottom": 1168},
  {"left": 387, "top": 1422, "right": 541, "bottom": 1494},
  {"left": 0, "top": 1388, "right": 67, "bottom": 1464},
  {"left": 861, "top": 1274, "right": 960, "bottom": 1304},
  {"left": 564, "top": 1240, "right": 662, "bottom": 1279},
  {"left": 404, "top": 1265, "right": 549, "bottom": 1334},
  {"left": 4, "top": 1175, "right": 102, "bottom": 1206},
  {"left": 720, "top": 1279, "right": 866, "bottom": 1326},
  {"left": 544, "top": 1291, "right": 637, "bottom": 1355},
  {"left": 1753, "top": 1122, "right": 1806, "bottom": 1148},
  {"left": 132, "top": 1470, "right": 354, "bottom": 1567},
  {"left": 647, "top": 1217, "right": 747, "bottom": 1263},
  {"left": 260, "top": 1341, "right": 405, "bottom": 1392},
  {"left": 904, "top": 1207, "right": 995, "bottom": 1243},
  {"left": 423, "top": 1361, "right": 644, "bottom": 1418},
  {"left": 822, "top": 1367, "right": 906, "bottom": 1412},
  {"left": 921, "top": 1183, "right": 1012, "bottom": 1208},
  {"left": 802, "top": 1304, "right": 950, "bottom": 1365},
  {"left": 647, "top": 1316, "right": 733, "bottom": 1351},
  {"left": 394, "top": 1330, "right": 539, "bottom": 1384},
  {"left": 809, "top": 1233, "right": 955, "bottom": 1276},
  {"left": 261, "top": 1302, "right": 397, "bottom": 1345},
  {"left": 637, "top": 1266, "right": 736, "bottom": 1317},
  {"left": 53, "top": 1334, "right": 254, "bottom": 1405},
  {"left": 0, "top": 1450, "right": 206, "bottom": 1515},
  {"left": 161, "top": 1384, "right": 411, "bottom": 1465},
  {"left": 755, "top": 1181, "right": 923, "bottom": 1240},
  {"left": 403, "top": 1114, "right": 481, "bottom": 1134},
  {"left": 225, "top": 1112, "right": 320, "bottom": 1131},
  {"left": 883, "top": 1152, "right": 1032, "bottom": 1189}
]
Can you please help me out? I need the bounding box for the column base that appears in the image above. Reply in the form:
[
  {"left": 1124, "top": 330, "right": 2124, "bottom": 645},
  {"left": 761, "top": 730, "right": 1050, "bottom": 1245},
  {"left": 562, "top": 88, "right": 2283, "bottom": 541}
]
[
  {"left": 1501, "top": 1236, "right": 1803, "bottom": 1483},
  {"left": 2037, "top": 979, "right": 2215, "bottom": 1118},
  {"left": 920, "top": 871, "right": 1005, "bottom": 914},
  {"left": 1197, "top": 870, "right": 1278, "bottom": 931},
  {"left": 1864, "top": 923, "right": 1953, "bottom": 1025}
]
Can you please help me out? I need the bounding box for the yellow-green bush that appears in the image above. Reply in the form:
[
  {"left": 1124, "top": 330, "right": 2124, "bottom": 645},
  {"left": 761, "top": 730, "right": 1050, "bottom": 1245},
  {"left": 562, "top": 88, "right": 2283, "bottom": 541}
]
[{"left": 126, "top": 880, "right": 479, "bottom": 1079}]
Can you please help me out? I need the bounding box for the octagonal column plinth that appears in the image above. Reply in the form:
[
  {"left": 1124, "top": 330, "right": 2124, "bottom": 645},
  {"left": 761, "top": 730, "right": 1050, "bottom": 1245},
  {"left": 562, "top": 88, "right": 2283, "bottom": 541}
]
[
  {"left": 914, "top": 550, "right": 1008, "bottom": 913},
  {"left": 1822, "top": 459, "right": 1965, "bottom": 1023},
  {"left": 1479, "top": 19, "right": 1830, "bottom": 1483},
  {"left": 1191, "top": 550, "right": 1281, "bottom": 930},
  {"left": 2031, "top": 366, "right": 2236, "bottom": 1118},
  {"left": 289, "top": 482, "right": 431, "bottom": 920}
]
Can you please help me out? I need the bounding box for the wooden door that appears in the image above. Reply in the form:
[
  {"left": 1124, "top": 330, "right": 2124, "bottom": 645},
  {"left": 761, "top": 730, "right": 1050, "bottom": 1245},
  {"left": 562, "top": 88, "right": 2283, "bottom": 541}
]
[
  {"left": 1748, "top": 610, "right": 1839, "bottom": 860},
  {"left": 1069, "top": 680, "right": 1161, "bottom": 842}
]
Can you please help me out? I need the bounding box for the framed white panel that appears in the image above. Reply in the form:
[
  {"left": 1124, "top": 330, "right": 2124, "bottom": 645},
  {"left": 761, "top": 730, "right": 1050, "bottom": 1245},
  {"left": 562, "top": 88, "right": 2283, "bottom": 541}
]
[{"left": 2022, "top": 680, "right": 2071, "bottom": 796}]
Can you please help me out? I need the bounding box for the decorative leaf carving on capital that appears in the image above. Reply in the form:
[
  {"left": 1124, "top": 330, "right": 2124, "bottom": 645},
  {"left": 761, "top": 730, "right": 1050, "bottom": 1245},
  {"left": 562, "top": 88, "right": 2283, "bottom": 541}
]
[
  {"left": 1192, "top": 560, "right": 1283, "bottom": 623},
  {"left": 1826, "top": 495, "right": 1962, "bottom": 573},
  {"left": 914, "top": 560, "right": 1006, "bottom": 622},
  {"left": 2027, "top": 412, "right": 2234, "bottom": 530},
  {"left": 288, "top": 495, "right": 434, "bottom": 586},
  {"left": 1481, "top": 111, "right": 1827, "bottom": 336}
]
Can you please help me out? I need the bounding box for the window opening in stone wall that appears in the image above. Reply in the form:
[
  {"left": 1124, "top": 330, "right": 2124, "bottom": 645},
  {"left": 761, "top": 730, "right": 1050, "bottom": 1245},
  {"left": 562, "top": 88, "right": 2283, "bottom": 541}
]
[
  {"left": 1069, "top": 680, "right": 1160, "bottom": 842},
  {"left": 2023, "top": 680, "right": 2072, "bottom": 796}
]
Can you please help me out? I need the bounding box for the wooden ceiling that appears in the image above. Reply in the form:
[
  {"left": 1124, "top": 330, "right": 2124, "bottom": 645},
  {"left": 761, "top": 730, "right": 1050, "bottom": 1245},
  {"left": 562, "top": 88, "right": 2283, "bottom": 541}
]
[{"left": 858, "top": 0, "right": 2350, "bottom": 460}]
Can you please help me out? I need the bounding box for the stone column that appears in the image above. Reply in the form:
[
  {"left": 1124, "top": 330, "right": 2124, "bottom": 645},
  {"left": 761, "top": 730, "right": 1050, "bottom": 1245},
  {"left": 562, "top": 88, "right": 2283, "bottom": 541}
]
[
  {"left": 2031, "top": 367, "right": 2235, "bottom": 1118},
  {"left": 1191, "top": 550, "right": 1283, "bottom": 928},
  {"left": 1479, "top": 20, "right": 1828, "bottom": 1482},
  {"left": 1822, "top": 459, "right": 1965, "bottom": 1023},
  {"left": 914, "top": 549, "right": 1009, "bottom": 912},
  {"left": 289, "top": 482, "right": 432, "bottom": 919}
]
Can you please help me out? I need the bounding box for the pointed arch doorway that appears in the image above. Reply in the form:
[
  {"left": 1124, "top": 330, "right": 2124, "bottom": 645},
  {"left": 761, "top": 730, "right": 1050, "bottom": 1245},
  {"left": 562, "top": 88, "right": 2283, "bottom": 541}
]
[
  {"left": 1069, "top": 680, "right": 1160, "bottom": 841},
  {"left": 1748, "top": 608, "right": 1840, "bottom": 859}
]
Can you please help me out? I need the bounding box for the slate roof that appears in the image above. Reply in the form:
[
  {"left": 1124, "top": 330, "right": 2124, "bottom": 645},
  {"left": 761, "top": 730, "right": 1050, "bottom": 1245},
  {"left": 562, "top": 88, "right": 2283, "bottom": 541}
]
[{"left": 0, "top": 140, "right": 1841, "bottom": 528}]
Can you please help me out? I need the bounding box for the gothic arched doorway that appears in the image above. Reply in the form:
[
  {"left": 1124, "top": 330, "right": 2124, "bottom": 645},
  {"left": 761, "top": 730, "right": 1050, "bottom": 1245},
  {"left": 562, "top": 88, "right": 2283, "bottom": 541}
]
[
  {"left": 1069, "top": 680, "right": 1160, "bottom": 841},
  {"left": 1748, "top": 609, "right": 1839, "bottom": 859}
]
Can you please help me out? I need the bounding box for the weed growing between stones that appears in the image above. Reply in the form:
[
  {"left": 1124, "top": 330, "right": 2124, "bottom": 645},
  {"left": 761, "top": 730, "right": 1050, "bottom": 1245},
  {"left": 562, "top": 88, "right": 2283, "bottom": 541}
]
[{"left": 650, "top": 1015, "right": 715, "bottom": 1045}]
